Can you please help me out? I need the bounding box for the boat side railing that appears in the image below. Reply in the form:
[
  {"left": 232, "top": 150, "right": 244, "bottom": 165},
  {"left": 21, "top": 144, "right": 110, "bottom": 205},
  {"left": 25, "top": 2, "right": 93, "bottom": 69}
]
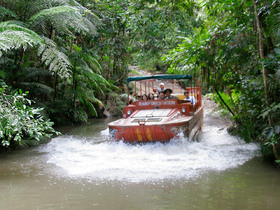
[{"left": 122, "top": 99, "right": 198, "bottom": 119}]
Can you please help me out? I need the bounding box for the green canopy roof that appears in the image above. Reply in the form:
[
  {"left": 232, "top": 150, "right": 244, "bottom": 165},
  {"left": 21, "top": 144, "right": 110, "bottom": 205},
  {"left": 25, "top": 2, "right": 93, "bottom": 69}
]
[{"left": 127, "top": 74, "right": 192, "bottom": 83}]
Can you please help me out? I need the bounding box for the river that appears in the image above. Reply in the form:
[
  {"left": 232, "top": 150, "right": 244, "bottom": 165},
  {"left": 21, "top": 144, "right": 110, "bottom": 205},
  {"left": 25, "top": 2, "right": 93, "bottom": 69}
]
[{"left": 0, "top": 100, "right": 280, "bottom": 209}]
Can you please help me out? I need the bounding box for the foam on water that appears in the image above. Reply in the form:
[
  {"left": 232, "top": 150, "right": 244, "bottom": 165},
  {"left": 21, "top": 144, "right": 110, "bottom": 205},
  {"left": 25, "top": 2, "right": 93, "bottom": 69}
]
[{"left": 40, "top": 124, "right": 260, "bottom": 183}]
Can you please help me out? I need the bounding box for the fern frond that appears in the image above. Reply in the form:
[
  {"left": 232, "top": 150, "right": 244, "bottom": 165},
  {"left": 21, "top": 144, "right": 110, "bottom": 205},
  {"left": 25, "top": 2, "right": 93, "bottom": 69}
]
[
  {"left": 0, "top": 6, "right": 18, "bottom": 21},
  {"left": 265, "top": 5, "right": 280, "bottom": 45},
  {"left": 76, "top": 85, "right": 103, "bottom": 107},
  {"left": 22, "top": 67, "right": 52, "bottom": 79},
  {"left": 86, "top": 101, "right": 98, "bottom": 117},
  {"left": 80, "top": 53, "right": 102, "bottom": 74},
  {"left": 0, "top": 21, "right": 44, "bottom": 57},
  {"left": 29, "top": 5, "right": 98, "bottom": 36},
  {"left": 19, "top": 82, "right": 54, "bottom": 95},
  {"left": 68, "top": 0, "right": 102, "bottom": 24},
  {"left": 79, "top": 67, "right": 106, "bottom": 95},
  {"left": 76, "top": 66, "right": 104, "bottom": 95},
  {"left": 38, "top": 37, "right": 72, "bottom": 78},
  {"left": 34, "top": 0, "right": 66, "bottom": 9}
]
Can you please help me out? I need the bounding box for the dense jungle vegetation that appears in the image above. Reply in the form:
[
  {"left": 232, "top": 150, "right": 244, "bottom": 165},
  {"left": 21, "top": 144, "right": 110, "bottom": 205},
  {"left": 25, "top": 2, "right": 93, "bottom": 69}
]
[{"left": 0, "top": 0, "right": 279, "bottom": 164}]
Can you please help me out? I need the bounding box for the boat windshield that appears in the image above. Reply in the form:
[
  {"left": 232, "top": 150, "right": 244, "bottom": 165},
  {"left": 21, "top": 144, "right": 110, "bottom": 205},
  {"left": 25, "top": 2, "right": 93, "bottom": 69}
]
[{"left": 132, "top": 109, "right": 171, "bottom": 118}]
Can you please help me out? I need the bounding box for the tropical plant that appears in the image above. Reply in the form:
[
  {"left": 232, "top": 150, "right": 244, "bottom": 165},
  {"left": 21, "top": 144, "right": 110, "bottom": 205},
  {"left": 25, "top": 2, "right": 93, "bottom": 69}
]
[
  {"left": 163, "top": 0, "right": 280, "bottom": 162},
  {"left": 0, "top": 80, "right": 59, "bottom": 149},
  {"left": 0, "top": 21, "right": 43, "bottom": 57},
  {"left": 126, "top": 0, "right": 201, "bottom": 71},
  {"left": 0, "top": 0, "right": 119, "bottom": 125}
]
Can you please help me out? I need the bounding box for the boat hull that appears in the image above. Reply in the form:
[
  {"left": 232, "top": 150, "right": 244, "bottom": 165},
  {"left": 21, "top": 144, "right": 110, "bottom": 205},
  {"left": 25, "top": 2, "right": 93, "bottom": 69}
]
[{"left": 108, "top": 106, "right": 203, "bottom": 143}]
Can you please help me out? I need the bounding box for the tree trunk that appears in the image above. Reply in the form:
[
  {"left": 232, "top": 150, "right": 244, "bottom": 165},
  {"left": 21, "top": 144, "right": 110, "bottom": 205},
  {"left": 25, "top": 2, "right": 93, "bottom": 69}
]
[
  {"left": 252, "top": 0, "right": 272, "bottom": 127},
  {"left": 214, "top": 86, "right": 235, "bottom": 117},
  {"left": 252, "top": 0, "right": 279, "bottom": 161},
  {"left": 72, "top": 61, "right": 77, "bottom": 107},
  {"left": 53, "top": 72, "right": 58, "bottom": 101}
]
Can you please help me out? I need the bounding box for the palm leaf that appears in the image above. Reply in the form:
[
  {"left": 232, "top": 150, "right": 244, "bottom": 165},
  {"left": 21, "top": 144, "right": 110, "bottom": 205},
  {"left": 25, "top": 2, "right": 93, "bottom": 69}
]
[
  {"left": 264, "top": 2, "right": 280, "bottom": 45},
  {"left": 80, "top": 53, "right": 102, "bottom": 74},
  {"left": 86, "top": 101, "right": 98, "bottom": 117},
  {"left": 74, "top": 85, "right": 102, "bottom": 117}
]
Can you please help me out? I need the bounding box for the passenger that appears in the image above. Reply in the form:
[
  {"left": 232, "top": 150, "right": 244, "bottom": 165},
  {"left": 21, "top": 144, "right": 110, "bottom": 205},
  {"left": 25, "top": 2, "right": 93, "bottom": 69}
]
[
  {"left": 148, "top": 92, "right": 155, "bottom": 100},
  {"left": 164, "top": 89, "right": 177, "bottom": 100},
  {"left": 158, "top": 82, "right": 165, "bottom": 92},
  {"left": 184, "top": 91, "right": 196, "bottom": 104},
  {"left": 141, "top": 94, "right": 148, "bottom": 101},
  {"left": 154, "top": 90, "right": 160, "bottom": 99},
  {"left": 157, "top": 91, "right": 165, "bottom": 100}
]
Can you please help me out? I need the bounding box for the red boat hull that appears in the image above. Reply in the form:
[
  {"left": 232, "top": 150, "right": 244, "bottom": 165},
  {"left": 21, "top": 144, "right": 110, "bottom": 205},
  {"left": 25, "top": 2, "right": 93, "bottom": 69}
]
[{"left": 108, "top": 106, "right": 203, "bottom": 143}]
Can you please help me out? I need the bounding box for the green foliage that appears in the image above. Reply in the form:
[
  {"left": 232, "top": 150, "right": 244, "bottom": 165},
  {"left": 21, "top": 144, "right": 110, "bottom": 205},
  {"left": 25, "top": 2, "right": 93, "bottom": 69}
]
[
  {"left": 134, "top": 52, "right": 165, "bottom": 72},
  {"left": 163, "top": 0, "right": 280, "bottom": 163},
  {"left": 73, "top": 107, "right": 88, "bottom": 122},
  {"left": 68, "top": 48, "right": 119, "bottom": 121},
  {"left": 92, "top": 0, "right": 130, "bottom": 84},
  {"left": 38, "top": 37, "right": 72, "bottom": 78},
  {"left": 0, "top": 21, "right": 44, "bottom": 57},
  {"left": 126, "top": 0, "right": 201, "bottom": 69},
  {"left": 261, "top": 103, "right": 280, "bottom": 120},
  {"left": 0, "top": 0, "right": 117, "bottom": 126},
  {"left": 261, "top": 125, "right": 280, "bottom": 162},
  {"left": 29, "top": 5, "right": 98, "bottom": 36},
  {"left": 0, "top": 81, "right": 60, "bottom": 148},
  {"left": 0, "top": 6, "right": 18, "bottom": 21},
  {"left": 105, "top": 92, "right": 127, "bottom": 116}
]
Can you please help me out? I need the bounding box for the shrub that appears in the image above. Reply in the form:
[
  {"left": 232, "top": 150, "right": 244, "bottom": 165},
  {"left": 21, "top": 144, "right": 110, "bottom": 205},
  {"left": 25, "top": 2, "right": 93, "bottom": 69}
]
[{"left": 0, "top": 81, "right": 59, "bottom": 149}]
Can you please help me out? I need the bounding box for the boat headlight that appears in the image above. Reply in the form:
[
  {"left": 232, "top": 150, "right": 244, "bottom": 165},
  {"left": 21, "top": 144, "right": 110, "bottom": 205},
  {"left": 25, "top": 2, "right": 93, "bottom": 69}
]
[
  {"left": 181, "top": 107, "right": 186, "bottom": 113},
  {"left": 127, "top": 110, "right": 132, "bottom": 115},
  {"left": 170, "top": 127, "right": 182, "bottom": 134}
]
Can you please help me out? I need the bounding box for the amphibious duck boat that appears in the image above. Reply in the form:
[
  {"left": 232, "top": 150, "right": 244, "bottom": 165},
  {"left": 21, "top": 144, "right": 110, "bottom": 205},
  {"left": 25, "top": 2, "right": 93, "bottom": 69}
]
[{"left": 108, "top": 74, "right": 203, "bottom": 143}]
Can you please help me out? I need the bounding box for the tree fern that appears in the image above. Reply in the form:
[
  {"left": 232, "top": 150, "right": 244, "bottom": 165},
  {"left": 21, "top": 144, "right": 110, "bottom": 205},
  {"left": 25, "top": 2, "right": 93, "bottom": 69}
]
[
  {"left": 67, "top": 0, "right": 101, "bottom": 24},
  {"left": 21, "top": 67, "right": 52, "bottom": 79},
  {"left": 0, "top": 21, "right": 43, "bottom": 57},
  {"left": 32, "top": 0, "right": 101, "bottom": 22},
  {"left": 79, "top": 66, "right": 117, "bottom": 95},
  {"left": 33, "top": 0, "right": 67, "bottom": 10},
  {"left": 0, "top": 6, "right": 18, "bottom": 21},
  {"left": 38, "top": 37, "right": 72, "bottom": 78},
  {"left": 19, "top": 82, "right": 54, "bottom": 96},
  {"left": 263, "top": 1, "right": 280, "bottom": 47},
  {"left": 29, "top": 5, "right": 99, "bottom": 37}
]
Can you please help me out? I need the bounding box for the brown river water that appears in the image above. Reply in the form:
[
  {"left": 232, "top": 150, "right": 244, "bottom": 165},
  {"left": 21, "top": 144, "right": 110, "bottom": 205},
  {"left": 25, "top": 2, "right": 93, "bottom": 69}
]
[{"left": 1, "top": 101, "right": 280, "bottom": 210}]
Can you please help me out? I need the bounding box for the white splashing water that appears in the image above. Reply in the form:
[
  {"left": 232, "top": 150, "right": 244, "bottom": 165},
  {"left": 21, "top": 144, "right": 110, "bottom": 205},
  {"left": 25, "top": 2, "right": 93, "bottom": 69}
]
[{"left": 40, "top": 124, "right": 260, "bottom": 183}]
